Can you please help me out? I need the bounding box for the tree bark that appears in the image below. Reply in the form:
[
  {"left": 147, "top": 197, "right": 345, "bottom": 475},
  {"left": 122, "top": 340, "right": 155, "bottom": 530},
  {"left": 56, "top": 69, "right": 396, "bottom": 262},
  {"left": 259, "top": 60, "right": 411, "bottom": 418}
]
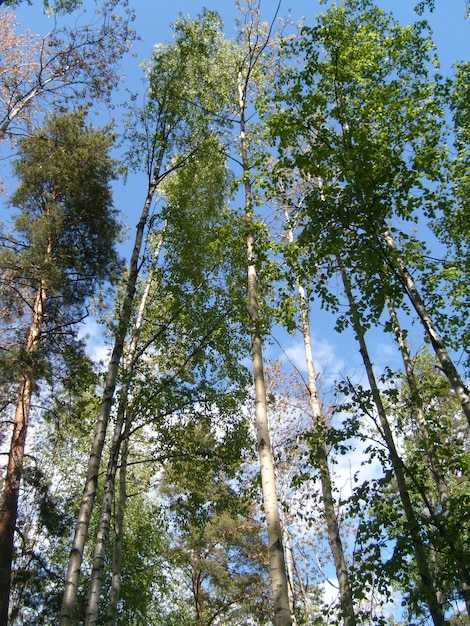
[
  {"left": 105, "top": 433, "right": 129, "bottom": 626},
  {"left": 387, "top": 297, "right": 470, "bottom": 617},
  {"left": 284, "top": 204, "right": 357, "bottom": 626},
  {"left": 60, "top": 156, "right": 166, "bottom": 626},
  {"left": 282, "top": 526, "right": 298, "bottom": 626},
  {"left": 0, "top": 278, "right": 46, "bottom": 626},
  {"left": 338, "top": 257, "right": 447, "bottom": 626},
  {"left": 238, "top": 65, "right": 292, "bottom": 625},
  {"left": 381, "top": 226, "right": 470, "bottom": 426},
  {"left": 193, "top": 552, "right": 204, "bottom": 626},
  {"left": 298, "top": 283, "right": 357, "bottom": 626},
  {"left": 85, "top": 235, "right": 164, "bottom": 626}
]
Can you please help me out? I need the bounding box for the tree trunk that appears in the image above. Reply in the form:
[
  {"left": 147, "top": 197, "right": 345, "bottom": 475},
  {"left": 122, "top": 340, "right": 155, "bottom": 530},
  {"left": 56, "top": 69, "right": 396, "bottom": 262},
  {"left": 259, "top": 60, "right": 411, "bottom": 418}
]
[
  {"left": 282, "top": 527, "right": 298, "bottom": 626},
  {"left": 238, "top": 68, "right": 292, "bottom": 626},
  {"left": 386, "top": 297, "right": 450, "bottom": 504},
  {"left": 338, "top": 257, "right": 447, "bottom": 626},
  {"left": 60, "top": 157, "right": 166, "bottom": 626},
  {"left": 381, "top": 226, "right": 470, "bottom": 426},
  {"left": 105, "top": 433, "right": 129, "bottom": 626},
  {"left": 387, "top": 297, "right": 470, "bottom": 617},
  {"left": 85, "top": 236, "right": 164, "bottom": 626},
  {"left": 285, "top": 205, "right": 356, "bottom": 626},
  {"left": 193, "top": 552, "right": 204, "bottom": 626},
  {"left": 0, "top": 278, "right": 47, "bottom": 626},
  {"left": 299, "top": 282, "right": 356, "bottom": 626}
]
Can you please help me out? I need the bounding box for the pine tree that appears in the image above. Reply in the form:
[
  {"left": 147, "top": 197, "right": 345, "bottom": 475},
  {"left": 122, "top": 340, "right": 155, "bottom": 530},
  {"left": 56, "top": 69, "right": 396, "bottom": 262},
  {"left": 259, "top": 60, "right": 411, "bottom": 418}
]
[{"left": 0, "top": 110, "right": 120, "bottom": 625}]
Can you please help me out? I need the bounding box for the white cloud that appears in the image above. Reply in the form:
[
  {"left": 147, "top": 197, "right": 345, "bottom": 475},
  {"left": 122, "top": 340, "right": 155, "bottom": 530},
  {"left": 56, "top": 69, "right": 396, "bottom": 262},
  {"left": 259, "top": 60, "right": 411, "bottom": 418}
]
[{"left": 78, "top": 317, "right": 111, "bottom": 366}]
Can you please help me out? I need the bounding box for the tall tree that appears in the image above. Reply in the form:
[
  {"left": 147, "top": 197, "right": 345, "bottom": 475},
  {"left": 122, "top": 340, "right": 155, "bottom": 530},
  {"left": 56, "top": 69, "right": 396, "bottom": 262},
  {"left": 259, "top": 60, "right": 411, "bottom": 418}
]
[
  {"left": 267, "top": 0, "right": 470, "bottom": 416},
  {"left": 234, "top": 2, "right": 293, "bottom": 623},
  {"left": 0, "top": 110, "right": 120, "bottom": 625},
  {"left": 265, "top": 186, "right": 358, "bottom": 625},
  {"left": 338, "top": 258, "right": 447, "bottom": 625},
  {"left": 59, "top": 11, "right": 239, "bottom": 624},
  {"left": 84, "top": 129, "right": 249, "bottom": 624}
]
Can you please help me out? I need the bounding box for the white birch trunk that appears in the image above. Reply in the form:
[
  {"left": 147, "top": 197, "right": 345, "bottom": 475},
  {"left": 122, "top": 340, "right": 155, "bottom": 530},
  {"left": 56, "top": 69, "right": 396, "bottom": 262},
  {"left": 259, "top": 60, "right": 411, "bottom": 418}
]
[{"left": 238, "top": 68, "right": 292, "bottom": 625}]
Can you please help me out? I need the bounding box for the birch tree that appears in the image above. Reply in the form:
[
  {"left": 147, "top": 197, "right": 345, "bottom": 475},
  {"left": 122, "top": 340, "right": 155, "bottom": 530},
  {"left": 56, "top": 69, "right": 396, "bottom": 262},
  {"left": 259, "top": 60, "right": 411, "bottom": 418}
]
[
  {"left": 234, "top": 2, "right": 292, "bottom": 622},
  {"left": 85, "top": 131, "right": 250, "bottom": 624},
  {"left": 60, "top": 11, "right": 241, "bottom": 624}
]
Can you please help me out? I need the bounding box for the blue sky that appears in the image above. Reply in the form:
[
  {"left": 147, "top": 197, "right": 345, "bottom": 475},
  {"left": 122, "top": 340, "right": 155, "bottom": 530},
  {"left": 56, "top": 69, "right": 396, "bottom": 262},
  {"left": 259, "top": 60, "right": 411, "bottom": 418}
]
[
  {"left": 128, "top": 0, "right": 469, "bottom": 72},
  {"left": 14, "top": 1, "right": 469, "bottom": 87}
]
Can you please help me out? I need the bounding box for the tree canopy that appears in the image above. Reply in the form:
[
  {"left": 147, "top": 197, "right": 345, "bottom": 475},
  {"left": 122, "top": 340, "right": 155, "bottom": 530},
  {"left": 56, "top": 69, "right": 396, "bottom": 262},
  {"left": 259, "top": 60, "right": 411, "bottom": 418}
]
[{"left": 0, "top": 1, "right": 469, "bottom": 625}]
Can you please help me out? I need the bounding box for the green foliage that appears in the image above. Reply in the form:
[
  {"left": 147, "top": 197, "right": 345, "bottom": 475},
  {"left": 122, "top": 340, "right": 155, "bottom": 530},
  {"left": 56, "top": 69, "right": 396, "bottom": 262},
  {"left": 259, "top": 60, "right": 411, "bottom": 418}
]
[
  {"left": 343, "top": 351, "right": 470, "bottom": 623},
  {"left": 124, "top": 9, "right": 233, "bottom": 179},
  {"left": 426, "top": 62, "right": 470, "bottom": 366},
  {"left": 0, "top": 0, "right": 82, "bottom": 12},
  {"left": 159, "top": 416, "right": 271, "bottom": 625},
  {"left": 8, "top": 110, "right": 121, "bottom": 300},
  {"left": 7, "top": 351, "right": 102, "bottom": 624},
  {"left": 0, "top": 110, "right": 122, "bottom": 396},
  {"left": 110, "top": 498, "right": 168, "bottom": 626},
  {"left": 266, "top": 0, "right": 449, "bottom": 329}
]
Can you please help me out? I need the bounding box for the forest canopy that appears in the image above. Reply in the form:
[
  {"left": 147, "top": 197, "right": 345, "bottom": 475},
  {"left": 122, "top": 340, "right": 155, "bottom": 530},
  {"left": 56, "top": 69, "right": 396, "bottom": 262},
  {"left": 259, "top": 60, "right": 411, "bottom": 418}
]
[{"left": 0, "top": 1, "right": 469, "bottom": 625}]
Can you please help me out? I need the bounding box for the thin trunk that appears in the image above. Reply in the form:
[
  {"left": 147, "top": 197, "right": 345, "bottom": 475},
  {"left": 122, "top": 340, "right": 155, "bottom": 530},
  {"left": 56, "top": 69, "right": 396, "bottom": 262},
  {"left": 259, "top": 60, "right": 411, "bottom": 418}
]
[
  {"left": 386, "top": 297, "right": 449, "bottom": 505},
  {"left": 285, "top": 208, "right": 356, "bottom": 626},
  {"left": 381, "top": 226, "right": 470, "bottom": 426},
  {"left": 300, "top": 282, "right": 356, "bottom": 626},
  {"left": 60, "top": 154, "right": 166, "bottom": 626},
  {"left": 105, "top": 432, "right": 129, "bottom": 626},
  {"left": 290, "top": 546, "right": 317, "bottom": 621},
  {"left": 387, "top": 297, "right": 470, "bottom": 616},
  {"left": 0, "top": 279, "right": 46, "bottom": 626},
  {"left": 338, "top": 257, "right": 447, "bottom": 626},
  {"left": 193, "top": 552, "right": 204, "bottom": 626},
  {"left": 85, "top": 235, "right": 164, "bottom": 626},
  {"left": 238, "top": 69, "right": 292, "bottom": 626},
  {"left": 282, "top": 527, "right": 298, "bottom": 626}
]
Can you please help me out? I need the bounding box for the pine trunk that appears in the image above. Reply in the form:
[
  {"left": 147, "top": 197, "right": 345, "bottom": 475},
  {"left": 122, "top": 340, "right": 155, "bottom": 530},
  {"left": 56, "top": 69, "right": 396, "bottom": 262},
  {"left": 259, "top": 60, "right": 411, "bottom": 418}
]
[
  {"left": 0, "top": 279, "right": 46, "bottom": 625},
  {"left": 193, "top": 552, "right": 204, "bottom": 626}
]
